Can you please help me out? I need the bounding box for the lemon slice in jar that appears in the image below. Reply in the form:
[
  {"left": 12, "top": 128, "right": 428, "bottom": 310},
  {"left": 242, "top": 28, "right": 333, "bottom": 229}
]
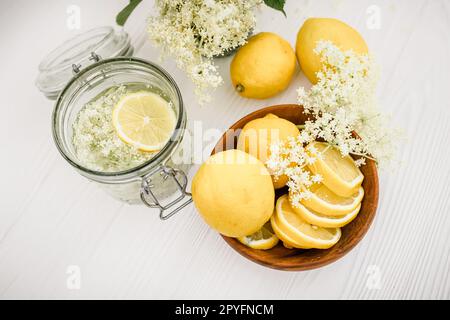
[{"left": 112, "top": 91, "right": 176, "bottom": 152}]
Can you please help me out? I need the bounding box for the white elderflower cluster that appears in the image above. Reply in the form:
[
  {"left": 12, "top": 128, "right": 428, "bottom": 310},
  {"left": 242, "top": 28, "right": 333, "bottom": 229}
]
[
  {"left": 299, "top": 40, "right": 399, "bottom": 165},
  {"left": 148, "top": 0, "right": 262, "bottom": 104},
  {"left": 267, "top": 41, "right": 399, "bottom": 208},
  {"left": 266, "top": 134, "right": 323, "bottom": 205},
  {"left": 72, "top": 86, "right": 155, "bottom": 172}
]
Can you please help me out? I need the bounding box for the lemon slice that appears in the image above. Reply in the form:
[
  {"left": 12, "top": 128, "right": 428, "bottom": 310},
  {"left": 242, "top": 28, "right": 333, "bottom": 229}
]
[
  {"left": 237, "top": 222, "right": 279, "bottom": 250},
  {"left": 276, "top": 195, "right": 341, "bottom": 249},
  {"left": 298, "top": 184, "right": 364, "bottom": 216},
  {"left": 293, "top": 201, "right": 361, "bottom": 228},
  {"left": 306, "top": 141, "right": 364, "bottom": 197},
  {"left": 112, "top": 91, "right": 176, "bottom": 152},
  {"left": 270, "top": 214, "right": 311, "bottom": 249}
]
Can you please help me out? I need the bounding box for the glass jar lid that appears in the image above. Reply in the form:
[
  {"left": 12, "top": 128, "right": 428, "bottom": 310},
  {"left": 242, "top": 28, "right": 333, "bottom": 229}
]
[{"left": 36, "top": 26, "right": 133, "bottom": 99}]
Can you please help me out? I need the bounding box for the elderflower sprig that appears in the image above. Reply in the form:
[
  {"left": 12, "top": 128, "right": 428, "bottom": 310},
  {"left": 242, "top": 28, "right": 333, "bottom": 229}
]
[
  {"left": 267, "top": 40, "right": 400, "bottom": 208},
  {"left": 299, "top": 40, "right": 400, "bottom": 165},
  {"left": 266, "top": 135, "right": 323, "bottom": 206},
  {"left": 147, "top": 0, "right": 262, "bottom": 104}
]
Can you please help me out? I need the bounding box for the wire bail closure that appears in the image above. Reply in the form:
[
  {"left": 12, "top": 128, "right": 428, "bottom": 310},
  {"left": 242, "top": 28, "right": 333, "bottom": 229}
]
[
  {"left": 140, "top": 166, "right": 192, "bottom": 220},
  {"left": 72, "top": 52, "right": 102, "bottom": 74}
]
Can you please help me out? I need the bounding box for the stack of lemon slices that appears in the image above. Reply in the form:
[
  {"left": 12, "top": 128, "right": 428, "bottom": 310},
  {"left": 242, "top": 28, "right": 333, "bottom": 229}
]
[{"left": 238, "top": 141, "right": 365, "bottom": 250}]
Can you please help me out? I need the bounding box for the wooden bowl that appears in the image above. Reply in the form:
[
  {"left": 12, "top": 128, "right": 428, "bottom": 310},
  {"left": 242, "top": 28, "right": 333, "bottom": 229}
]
[{"left": 211, "top": 104, "right": 379, "bottom": 271}]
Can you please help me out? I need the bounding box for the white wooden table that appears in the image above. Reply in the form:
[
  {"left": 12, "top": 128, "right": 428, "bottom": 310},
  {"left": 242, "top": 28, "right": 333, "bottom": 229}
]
[{"left": 1, "top": 0, "right": 449, "bottom": 299}]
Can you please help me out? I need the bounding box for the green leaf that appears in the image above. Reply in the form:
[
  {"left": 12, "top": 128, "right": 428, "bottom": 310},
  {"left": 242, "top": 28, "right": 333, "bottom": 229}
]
[
  {"left": 263, "top": 0, "right": 287, "bottom": 17},
  {"left": 116, "top": 0, "right": 143, "bottom": 26}
]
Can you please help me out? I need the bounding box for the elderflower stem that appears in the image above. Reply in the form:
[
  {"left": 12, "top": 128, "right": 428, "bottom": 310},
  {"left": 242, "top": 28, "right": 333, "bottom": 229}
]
[
  {"left": 321, "top": 144, "right": 332, "bottom": 155},
  {"left": 349, "top": 152, "right": 378, "bottom": 163},
  {"left": 361, "top": 113, "right": 382, "bottom": 123},
  {"left": 323, "top": 141, "right": 378, "bottom": 163}
]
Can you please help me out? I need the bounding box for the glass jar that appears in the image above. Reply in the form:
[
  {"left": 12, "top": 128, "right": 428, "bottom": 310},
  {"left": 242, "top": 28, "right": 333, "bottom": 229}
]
[
  {"left": 52, "top": 57, "right": 192, "bottom": 219},
  {"left": 38, "top": 28, "right": 192, "bottom": 219}
]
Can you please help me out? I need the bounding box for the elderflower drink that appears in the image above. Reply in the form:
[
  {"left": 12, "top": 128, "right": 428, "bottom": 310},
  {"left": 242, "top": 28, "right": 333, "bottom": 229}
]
[
  {"left": 72, "top": 84, "right": 159, "bottom": 173},
  {"left": 53, "top": 58, "right": 192, "bottom": 218}
]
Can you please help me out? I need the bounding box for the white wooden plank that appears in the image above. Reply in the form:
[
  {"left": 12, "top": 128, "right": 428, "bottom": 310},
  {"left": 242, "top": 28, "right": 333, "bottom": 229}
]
[{"left": 0, "top": 0, "right": 448, "bottom": 299}]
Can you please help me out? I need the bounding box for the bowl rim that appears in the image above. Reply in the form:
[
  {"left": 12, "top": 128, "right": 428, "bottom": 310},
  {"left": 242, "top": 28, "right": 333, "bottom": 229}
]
[{"left": 211, "top": 104, "right": 379, "bottom": 271}]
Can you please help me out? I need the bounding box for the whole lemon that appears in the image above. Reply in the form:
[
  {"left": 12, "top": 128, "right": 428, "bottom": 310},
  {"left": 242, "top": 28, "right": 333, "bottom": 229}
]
[
  {"left": 192, "top": 149, "right": 275, "bottom": 237},
  {"left": 296, "top": 18, "right": 368, "bottom": 84},
  {"left": 230, "top": 32, "right": 296, "bottom": 99},
  {"left": 237, "top": 113, "right": 299, "bottom": 189}
]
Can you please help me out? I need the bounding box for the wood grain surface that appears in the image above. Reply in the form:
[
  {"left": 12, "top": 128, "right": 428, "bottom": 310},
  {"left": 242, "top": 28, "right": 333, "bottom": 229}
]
[{"left": 0, "top": 0, "right": 449, "bottom": 299}]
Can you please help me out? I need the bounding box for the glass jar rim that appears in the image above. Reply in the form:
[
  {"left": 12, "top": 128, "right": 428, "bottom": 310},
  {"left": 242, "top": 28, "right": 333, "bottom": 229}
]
[
  {"left": 52, "top": 57, "right": 185, "bottom": 179},
  {"left": 36, "top": 27, "right": 133, "bottom": 99}
]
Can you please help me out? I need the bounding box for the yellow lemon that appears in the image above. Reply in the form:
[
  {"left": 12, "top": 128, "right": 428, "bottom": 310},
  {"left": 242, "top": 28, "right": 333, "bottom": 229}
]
[
  {"left": 296, "top": 18, "right": 368, "bottom": 84},
  {"left": 192, "top": 149, "right": 275, "bottom": 238},
  {"left": 306, "top": 141, "right": 364, "bottom": 197},
  {"left": 237, "top": 113, "right": 299, "bottom": 189},
  {"left": 230, "top": 32, "right": 296, "bottom": 99},
  {"left": 237, "top": 222, "right": 279, "bottom": 250},
  {"left": 272, "top": 175, "right": 289, "bottom": 190}
]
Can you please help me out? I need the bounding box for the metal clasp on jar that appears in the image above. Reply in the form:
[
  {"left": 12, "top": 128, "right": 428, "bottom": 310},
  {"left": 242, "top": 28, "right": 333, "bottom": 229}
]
[
  {"left": 140, "top": 165, "right": 192, "bottom": 220},
  {"left": 72, "top": 52, "right": 102, "bottom": 74}
]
